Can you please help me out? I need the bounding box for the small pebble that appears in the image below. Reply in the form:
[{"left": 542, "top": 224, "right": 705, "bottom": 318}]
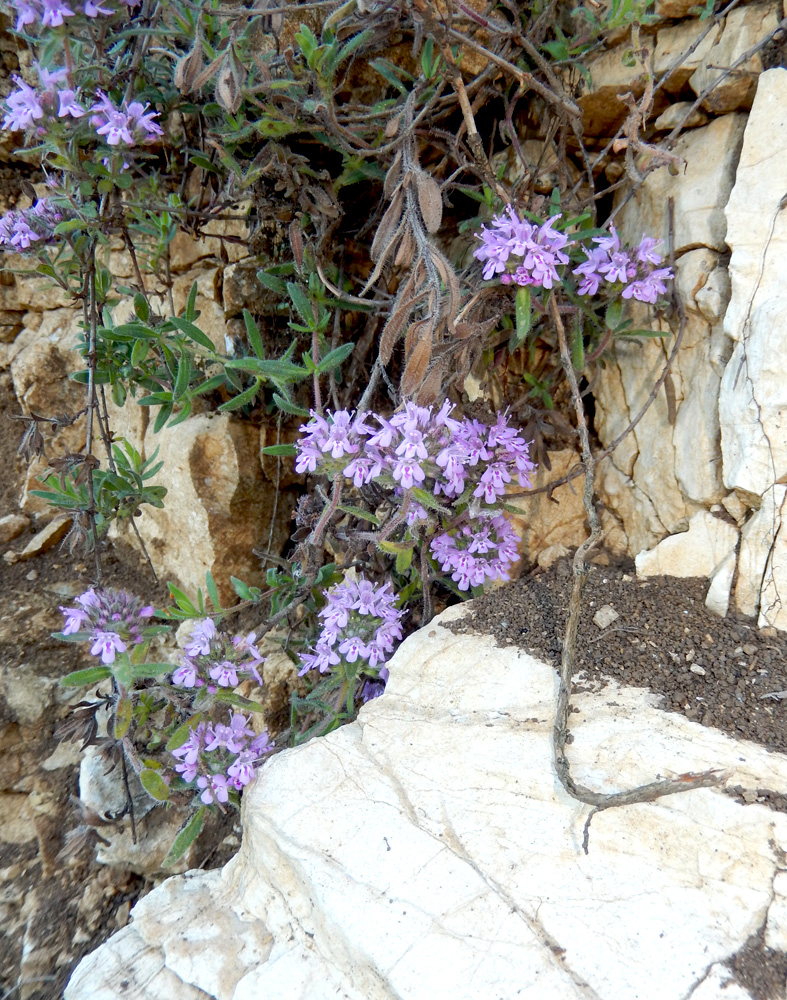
[
  {"left": 690, "top": 664, "right": 706, "bottom": 676},
  {"left": 25, "top": 570, "right": 38, "bottom": 582},
  {"left": 593, "top": 605, "right": 620, "bottom": 630}
]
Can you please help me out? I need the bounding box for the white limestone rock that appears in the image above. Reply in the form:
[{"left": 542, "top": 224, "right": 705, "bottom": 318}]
[
  {"left": 67, "top": 609, "right": 787, "bottom": 1000},
  {"left": 124, "top": 413, "right": 291, "bottom": 605},
  {"left": 719, "top": 70, "right": 787, "bottom": 498},
  {"left": 689, "top": 3, "right": 779, "bottom": 112},
  {"left": 734, "top": 485, "right": 787, "bottom": 631},
  {"left": 593, "top": 249, "right": 731, "bottom": 555},
  {"left": 635, "top": 510, "right": 738, "bottom": 578},
  {"left": 704, "top": 549, "right": 737, "bottom": 618},
  {"left": 616, "top": 113, "right": 746, "bottom": 254}
]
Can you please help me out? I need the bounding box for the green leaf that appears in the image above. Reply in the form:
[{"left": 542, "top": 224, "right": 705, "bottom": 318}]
[
  {"left": 112, "top": 654, "right": 133, "bottom": 690},
  {"left": 511, "top": 285, "right": 531, "bottom": 350},
  {"left": 605, "top": 298, "right": 624, "bottom": 331},
  {"left": 218, "top": 378, "right": 262, "bottom": 412},
  {"left": 165, "top": 714, "right": 203, "bottom": 752},
  {"left": 338, "top": 504, "right": 380, "bottom": 525},
  {"left": 230, "top": 576, "right": 261, "bottom": 602},
  {"left": 378, "top": 539, "right": 415, "bottom": 555},
  {"left": 173, "top": 350, "right": 192, "bottom": 400},
  {"left": 132, "top": 662, "right": 174, "bottom": 679},
  {"left": 131, "top": 336, "right": 148, "bottom": 367},
  {"left": 54, "top": 218, "right": 86, "bottom": 235},
  {"left": 113, "top": 695, "right": 133, "bottom": 740},
  {"left": 134, "top": 293, "right": 150, "bottom": 322},
  {"left": 140, "top": 768, "right": 171, "bottom": 801},
  {"left": 316, "top": 342, "right": 354, "bottom": 374},
  {"left": 272, "top": 393, "right": 309, "bottom": 417},
  {"left": 214, "top": 690, "right": 265, "bottom": 712},
  {"left": 170, "top": 316, "right": 215, "bottom": 352},
  {"left": 185, "top": 281, "right": 199, "bottom": 322},
  {"left": 571, "top": 322, "right": 585, "bottom": 370},
  {"left": 260, "top": 443, "right": 297, "bottom": 457},
  {"left": 163, "top": 807, "right": 205, "bottom": 867},
  {"left": 191, "top": 373, "right": 226, "bottom": 396},
  {"left": 256, "top": 270, "right": 288, "bottom": 295},
  {"left": 286, "top": 282, "right": 316, "bottom": 329},
  {"left": 167, "top": 584, "right": 198, "bottom": 615},
  {"left": 205, "top": 571, "right": 221, "bottom": 611},
  {"left": 153, "top": 403, "right": 173, "bottom": 433},
  {"left": 411, "top": 487, "right": 451, "bottom": 515},
  {"left": 60, "top": 665, "right": 112, "bottom": 687},
  {"left": 243, "top": 309, "right": 265, "bottom": 359},
  {"left": 396, "top": 547, "right": 413, "bottom": 573}
]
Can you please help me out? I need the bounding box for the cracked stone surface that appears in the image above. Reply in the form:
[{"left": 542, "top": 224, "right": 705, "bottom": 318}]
[
  {"left": 593, "top": 247, "right": 731, "bottom": 555},
  {"left": 720, "top": 68, "right": 787, "bottom": 629},
  {"left": 66, "top": 608, "right": 787, "bottom": 1000}
]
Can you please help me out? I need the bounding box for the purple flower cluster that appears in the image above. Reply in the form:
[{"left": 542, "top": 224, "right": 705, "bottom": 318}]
[
  {"left": 298, "top": 578, "right": 404, "bottom": 697},
  {"left": 572, "top": 226, "right": 673, "bottom": 304},
  {"left": 60, "top": 587, "right": 155, "bottom": 664},
  {"left": 473, "top": 208, "right": 570, "bottom": 288},
  {"left": 473, "top": 207, "right": 674, "bottom": 305},
  {"left": 89, "top": 92, "right": 163, "bottom": 146},
  {"left": 430, "top": 515, "right": 520, "bottom": 591},
  {"left": 296, "top": 401, "right": 535, "bottom": 505},
  {"left": 170, "top": 618, "right": 266, "bottom": 693},
  {"left": 2, "top": 70, "right": 163, "bottom": 147},
  {"left": 170, "top": 713, "right": 273, "bottom": 804},
  {"left": 9, "top": 0, "right": 138, "bottom": 31},
  {"left": 0, "top": 197, "right": 64, "bottom": 253}
]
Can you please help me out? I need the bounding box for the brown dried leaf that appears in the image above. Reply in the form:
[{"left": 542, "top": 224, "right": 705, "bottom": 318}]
[
  {"left": 416, "top": 171, "right": 443, "bottom": 234},
  {"left": 384, "top": 151, "right": 402, "bottom": 200},
  {"left": 370, "top": 187, "right": 404, "bottom": 261},
  {"left": 432, "top": 249, "right": 459, "bottom": 331},
  {"left": 289, "top": 219, "right": 304, "bottom": 272},
  {"left": 384, "top": 114, "right": 400, "bottom": 139},
  {"left": 174, "top": 25, "right": 205, "bottom": 94},
  {"left": 416, "top": 362, "right": 443, "bottom": 405},
  {"left": 401, "top": 328, "right": 433, "bottom": 396},
  {"left": 394, "top": 228, "right": 415, "bottom": 267},
  {"left": 379, "top": 288, "right": 417, "bottom": 364},
  {"left": 215, "top": 47, "right": 244, "bottom": 115},
  {"left": 190, "top": 51, "right": 225, "bottom": 92}
]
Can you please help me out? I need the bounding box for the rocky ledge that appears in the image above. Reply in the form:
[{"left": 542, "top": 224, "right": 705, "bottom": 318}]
[{"left": 66, "top": 606, "right": 787, "bottom": 1000}]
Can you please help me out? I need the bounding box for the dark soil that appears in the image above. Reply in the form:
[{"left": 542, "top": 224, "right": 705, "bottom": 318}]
[
  {"left": 453, "top": 557, "right": 787, "bottom": 752},
  {"left": 452, "top": 556, "right": 787, "bottom": 1000}
]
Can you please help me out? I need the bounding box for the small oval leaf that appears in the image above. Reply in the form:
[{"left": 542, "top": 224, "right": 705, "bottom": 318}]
[{"left": 140, "top": 768, "right": 171, "bottom": 801}]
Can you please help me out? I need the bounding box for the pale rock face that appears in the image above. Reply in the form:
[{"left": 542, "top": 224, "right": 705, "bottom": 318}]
[
  {"left": 593, "top": 249, "right": 730, "bottom": 554},
  {"left": 653, "top": 19, "right": 718, "bottom": 91},
  {"left": 130, "top": 414, "right": 291, "bottom": 605},
  {"left": 734, "top": 485, "right": 787, "bottom": 630},
  {"left": 616, "top": 113, "right": 746, "bottom": 254},
  {"left": 653, "top": 101, "right": 709, "bottom": 131},
  {"left": 704, "top": 548, "right": 737, "bottom": 618},
  {"left": 505, "top": 449, "right": 588, "bottom": 567},
  {"left": 67, "top": 609, "right": 787, "bottom": 1000},
  {"left": 635, "top": 510, "right": 738, "bottom": 578},
  {"left": 577, "top": 38, "right": 657, "bottom": 135},
  {"left": 689, "top": 3, "right": 780, "bottom": 112},
  {"left": 719, "top": 70, "right": 787, "bottom": 498},
  {"left": 167, "top": 205, "right": 250, "bottom": 272}
]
